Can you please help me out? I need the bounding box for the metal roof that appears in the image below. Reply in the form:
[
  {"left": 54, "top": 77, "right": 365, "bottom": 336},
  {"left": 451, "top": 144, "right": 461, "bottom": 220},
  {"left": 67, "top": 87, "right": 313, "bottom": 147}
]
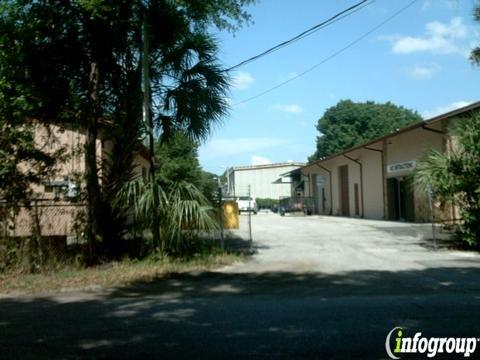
[{"left": 228, "top": 162, "right": 306, "bottom": 172}]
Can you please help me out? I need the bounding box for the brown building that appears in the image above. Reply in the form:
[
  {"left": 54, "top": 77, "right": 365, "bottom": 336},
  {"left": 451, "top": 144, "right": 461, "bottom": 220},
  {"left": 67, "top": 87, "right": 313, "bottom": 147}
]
[{"left": 6, "top": 123, "right": 151, "bottom": 238}]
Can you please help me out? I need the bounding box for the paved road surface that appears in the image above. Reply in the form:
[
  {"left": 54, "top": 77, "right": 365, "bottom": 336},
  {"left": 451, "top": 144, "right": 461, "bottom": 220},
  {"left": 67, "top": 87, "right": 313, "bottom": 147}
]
[{"left": 2, "top": 214, "right": 480, "bottom": 359}]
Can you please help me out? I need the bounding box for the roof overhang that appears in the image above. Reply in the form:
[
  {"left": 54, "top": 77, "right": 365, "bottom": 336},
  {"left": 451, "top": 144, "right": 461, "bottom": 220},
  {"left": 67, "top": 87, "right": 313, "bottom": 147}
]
[{"left": 302, "top": 100, "right": 480, "bottom": 171}]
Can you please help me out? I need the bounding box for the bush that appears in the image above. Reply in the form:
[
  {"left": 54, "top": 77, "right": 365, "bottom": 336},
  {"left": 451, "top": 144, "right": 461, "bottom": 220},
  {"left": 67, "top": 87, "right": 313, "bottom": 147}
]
[
  {"left": 256, "top": 198, "right": 279, "bottom": 209},
  {"left": 416, "top": 112, "right": 480, "bottom": 246}
]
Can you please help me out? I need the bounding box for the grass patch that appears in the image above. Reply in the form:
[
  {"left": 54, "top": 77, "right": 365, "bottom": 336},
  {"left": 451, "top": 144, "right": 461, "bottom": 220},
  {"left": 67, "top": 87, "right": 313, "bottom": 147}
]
[{"left": 0, "top": 251, "right": 243, "bottom": 294}]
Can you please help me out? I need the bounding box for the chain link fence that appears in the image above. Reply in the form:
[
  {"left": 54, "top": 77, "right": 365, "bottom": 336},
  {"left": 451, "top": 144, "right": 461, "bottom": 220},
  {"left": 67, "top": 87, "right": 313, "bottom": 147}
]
[
  {"left": 225, "top": 185, "right": 254, "bottom": 245},
  {"left": 0, "top": 199, "right": 86, "bottom": 272}
]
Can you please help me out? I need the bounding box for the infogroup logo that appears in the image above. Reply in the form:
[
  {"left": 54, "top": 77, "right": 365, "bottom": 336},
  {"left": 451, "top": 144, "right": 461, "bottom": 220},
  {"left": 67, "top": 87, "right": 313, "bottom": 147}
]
[{"left": 385, "top": 327, "right": 479, "bottom": 359}]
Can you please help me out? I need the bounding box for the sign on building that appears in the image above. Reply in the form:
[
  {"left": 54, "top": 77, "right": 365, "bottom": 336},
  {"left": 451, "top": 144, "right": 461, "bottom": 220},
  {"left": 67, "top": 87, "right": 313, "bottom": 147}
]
[{"left": 387, "top": 160, "right": 416, "bottom": 174}]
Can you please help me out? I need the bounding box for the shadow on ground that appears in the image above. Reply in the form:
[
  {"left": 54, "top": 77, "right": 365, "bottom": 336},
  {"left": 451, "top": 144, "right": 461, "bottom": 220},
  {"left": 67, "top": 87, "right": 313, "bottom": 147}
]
[{"left": 1, "top": 265, "right": 480, "bottom": 359}]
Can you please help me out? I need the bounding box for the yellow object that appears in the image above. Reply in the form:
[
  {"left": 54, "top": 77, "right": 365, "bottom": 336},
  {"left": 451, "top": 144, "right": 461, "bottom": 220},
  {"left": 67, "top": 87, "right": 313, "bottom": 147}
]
[{"left": 223, "top": 201, "right": 239, "bottom": 229}]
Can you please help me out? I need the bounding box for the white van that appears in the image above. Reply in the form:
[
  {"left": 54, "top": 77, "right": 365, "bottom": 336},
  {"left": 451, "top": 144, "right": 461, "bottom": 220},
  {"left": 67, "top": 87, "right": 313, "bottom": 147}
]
[{"left": 236, "top": 196, "right": 258, "bottom": 214}]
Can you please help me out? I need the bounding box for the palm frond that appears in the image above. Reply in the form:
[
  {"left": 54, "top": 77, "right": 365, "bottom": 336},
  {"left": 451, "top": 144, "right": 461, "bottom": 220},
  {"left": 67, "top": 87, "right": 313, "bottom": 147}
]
[
  {"left": 415, "top": 149, "right": 455, "bottom": 200},
  {"left": 116, "top": 178, "right": 219, "bottom": 253}
]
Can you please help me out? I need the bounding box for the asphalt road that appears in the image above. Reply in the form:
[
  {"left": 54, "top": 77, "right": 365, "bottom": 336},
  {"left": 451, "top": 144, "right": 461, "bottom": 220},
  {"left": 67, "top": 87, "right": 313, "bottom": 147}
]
[{"left": 2, "top": 214, "right": 480, "bottom": 359}]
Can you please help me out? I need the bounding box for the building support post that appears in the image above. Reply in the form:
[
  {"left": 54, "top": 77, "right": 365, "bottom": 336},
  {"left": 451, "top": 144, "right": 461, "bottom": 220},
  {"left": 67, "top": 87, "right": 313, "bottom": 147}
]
[
  {"left": 343, "top": 154, "right": 364, "bottom": 218},
  {"left": 382, "top": 139, "right": 388, "bottom": 220}
]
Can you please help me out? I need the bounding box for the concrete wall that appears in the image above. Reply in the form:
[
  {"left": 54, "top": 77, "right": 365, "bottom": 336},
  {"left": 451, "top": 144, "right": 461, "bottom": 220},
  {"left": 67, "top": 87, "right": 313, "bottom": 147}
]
[
  {"left": 385, "top": 127, "right": 444, "bottom": 171},
  {"left": 360, "top": 146, "right": 384, "bottom": 219}
]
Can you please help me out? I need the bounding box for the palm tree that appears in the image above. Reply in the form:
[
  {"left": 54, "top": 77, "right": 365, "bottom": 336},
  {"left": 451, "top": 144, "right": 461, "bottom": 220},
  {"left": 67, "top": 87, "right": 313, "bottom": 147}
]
[
  {"left": 128, "top": 2, "right": 229, "bottom": 254},
  {"left": 118, "top": 179, "right": 219, "bottom": 254},
  {"left": 415, "top": 112, "right": 480, "bottom": 246}
]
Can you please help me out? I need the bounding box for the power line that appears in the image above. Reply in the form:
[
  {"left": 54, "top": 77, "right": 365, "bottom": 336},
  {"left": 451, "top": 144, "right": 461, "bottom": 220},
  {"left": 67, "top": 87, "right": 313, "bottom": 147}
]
[
  {"left": 226, "top": 0, "right": 372, "bottom": 72},
  {"left": 232, "top": 0, "right": 418, "bottom": 107}
]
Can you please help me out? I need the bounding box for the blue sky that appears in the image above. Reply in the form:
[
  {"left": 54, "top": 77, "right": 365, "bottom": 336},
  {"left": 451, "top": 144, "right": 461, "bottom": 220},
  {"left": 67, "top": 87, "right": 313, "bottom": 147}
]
[{"left": 198, "top": 0, "right": 480, "bottom": 174}]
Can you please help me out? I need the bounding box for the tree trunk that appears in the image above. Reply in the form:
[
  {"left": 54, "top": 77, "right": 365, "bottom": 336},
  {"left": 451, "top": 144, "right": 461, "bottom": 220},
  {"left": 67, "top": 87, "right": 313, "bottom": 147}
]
[
  {"left": 85, "top": 61, "right": 102, "bottom": 262},
  {"left": 142, "top": 15, "right": 161, "bottom": 251}
]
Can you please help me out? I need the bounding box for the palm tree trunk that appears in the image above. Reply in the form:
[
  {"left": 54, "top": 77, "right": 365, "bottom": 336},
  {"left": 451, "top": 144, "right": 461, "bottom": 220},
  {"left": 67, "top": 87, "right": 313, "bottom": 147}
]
[
  {"left": 85, "top": 61, "right": 102, "bottom": 262},
  {"left": 142, "top": 13, "right": 161, "bottom": 251}
]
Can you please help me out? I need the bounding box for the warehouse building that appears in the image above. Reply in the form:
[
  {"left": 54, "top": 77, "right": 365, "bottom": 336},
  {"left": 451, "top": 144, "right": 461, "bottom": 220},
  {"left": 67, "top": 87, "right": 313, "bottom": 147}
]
[
  {"left": 226, "top": 162, "right": 305, "bottom": 199},
  {"left": 288, "top": 101, "right": 479, "bottom": 222}
]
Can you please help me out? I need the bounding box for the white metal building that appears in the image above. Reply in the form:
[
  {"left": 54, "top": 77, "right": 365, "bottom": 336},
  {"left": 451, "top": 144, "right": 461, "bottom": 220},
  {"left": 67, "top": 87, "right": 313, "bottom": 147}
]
[{"left": 226, "top": 162, "right": 305, "bottom": 199}]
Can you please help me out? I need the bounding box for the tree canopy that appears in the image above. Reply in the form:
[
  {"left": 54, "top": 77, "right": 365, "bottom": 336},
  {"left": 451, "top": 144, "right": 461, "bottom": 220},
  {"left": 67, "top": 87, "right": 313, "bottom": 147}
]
[
  {"left": 156, "top": 133, "right": 202, "bottom": 186},
  {"left": 0, "top": 0, "right": 255, "bottom": 263},
  {"left": 471, "top": 3, "right": 480, "bottom": 65},
  {"left": 155, "top": 133, "right": 220, "bottom": 201},
  {"left": 309, "top": 100, "right": 422, "bottom": 161}
]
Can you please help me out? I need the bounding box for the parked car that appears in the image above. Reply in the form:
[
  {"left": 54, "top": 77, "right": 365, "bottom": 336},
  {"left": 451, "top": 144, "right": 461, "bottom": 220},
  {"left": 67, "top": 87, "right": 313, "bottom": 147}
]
[{"left": 236, "top": 196, "right": 258, "bottom": 214}]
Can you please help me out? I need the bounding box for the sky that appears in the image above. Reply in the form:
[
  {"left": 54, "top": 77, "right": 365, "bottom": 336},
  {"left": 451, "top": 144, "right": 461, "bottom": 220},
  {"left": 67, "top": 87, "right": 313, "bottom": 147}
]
[{"left": 198, "top": 0, "right": 480, "bottom": 174}]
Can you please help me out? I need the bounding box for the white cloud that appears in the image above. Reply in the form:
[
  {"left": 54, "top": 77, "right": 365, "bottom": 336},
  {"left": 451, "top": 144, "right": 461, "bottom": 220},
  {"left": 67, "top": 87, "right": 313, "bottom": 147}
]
[
  {"left": 273, "top": 104, "right": 304, "bottom": 113},
  {"left": 286, "top": 72, "right": 298, "bottom": 79},
  {"left": 408, "top": 63, "right": 441, "bottom": 79},
  {"left": 251, "top": 155, "right": 272, "bottom": 166},
  {"left": 386, "top": 17, "right": 469, "bottom": 56},
  {"left": 277, "top": 72, "right": 299, "bottom": 83},
  {"left": 199, "top": 137, "right": 289, "bottom": 159},
  {"left": 422, "top": 0, "right": 457, "bottom": 11},
  {"left": 422, "top": 100, "right": 473, "bottom": 119},
  {"left": 231, "top": 71, "right": 254, "bottom": 90}
]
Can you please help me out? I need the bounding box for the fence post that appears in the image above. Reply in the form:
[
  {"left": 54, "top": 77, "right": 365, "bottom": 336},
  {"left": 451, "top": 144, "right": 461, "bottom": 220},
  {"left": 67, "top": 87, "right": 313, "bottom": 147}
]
[
  {"left": 428, "top": 183, "right": 437, "bottom": 250},
  {"left": 218, "top": 185, "right": 224, "bottom": 250}
]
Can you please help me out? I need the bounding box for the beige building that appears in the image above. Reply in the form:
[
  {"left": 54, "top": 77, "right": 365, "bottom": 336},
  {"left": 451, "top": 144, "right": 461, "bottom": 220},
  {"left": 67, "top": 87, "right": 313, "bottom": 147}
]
[
  {"left": 226, "top": 162, "right": 305, "bottom": 199},
  {"left": 289, "top": 101, "right": 479, "bottom": 222},
  {"left": 7, "top": 123, "right": 151, "bottom": 238}
]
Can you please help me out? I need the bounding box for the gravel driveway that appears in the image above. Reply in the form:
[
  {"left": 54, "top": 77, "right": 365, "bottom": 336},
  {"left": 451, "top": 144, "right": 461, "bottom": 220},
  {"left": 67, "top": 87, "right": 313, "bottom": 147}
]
[{"left": 2, "top": 214, "right": 480, "bottom": 359}]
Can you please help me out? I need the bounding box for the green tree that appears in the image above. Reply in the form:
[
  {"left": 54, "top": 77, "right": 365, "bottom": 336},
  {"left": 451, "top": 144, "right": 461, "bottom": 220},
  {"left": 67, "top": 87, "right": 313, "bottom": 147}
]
[
  {"left": 0, "top": 0, "right": 254, "bottom": 259},
  {"left": 0, "top": 2, "right": 81, "bottom": 206},
  {"left": 416, "top": 112, "right": 480, "bottom": 246},
  {"left": 471, "top": 4, "right": 480, "bottom": 65},
  {"left": 309, "top": 100, "right": 422, "bottom": 161},
  {"left": 198, "top": 171, "right": 221, "bottom": 202},
  {"left": 0, "top": 124, "right": 58, "bottom": 207},
  {"left": 0, "top": 1, "right": 131, "bottom": 259},
  {"left": 155, "top": 133, "right": 221, "bottom": 200},
  {"left": 156, "top": 133, "right": 202, "bottom": 187},
  {"left": 140, "top": 0, "right": 247, "bottom": 250}
]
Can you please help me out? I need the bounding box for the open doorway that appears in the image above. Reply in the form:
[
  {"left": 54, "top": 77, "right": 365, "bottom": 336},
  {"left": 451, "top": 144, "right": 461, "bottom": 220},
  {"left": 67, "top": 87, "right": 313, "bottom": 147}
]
[{"left": 387, "top": 177, "right": 415, "bottom": 222}]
